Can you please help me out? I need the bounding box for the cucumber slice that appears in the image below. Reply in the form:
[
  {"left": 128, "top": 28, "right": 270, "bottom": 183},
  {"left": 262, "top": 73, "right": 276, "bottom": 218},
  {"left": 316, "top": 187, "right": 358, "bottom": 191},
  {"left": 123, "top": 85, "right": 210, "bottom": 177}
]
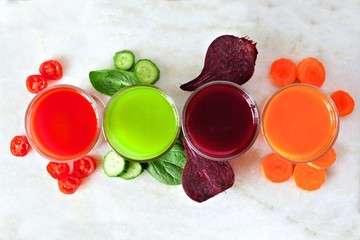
[
  {"left": 113, "top": 50, "right": 135, "bottom": 71},
  {"left": 103, "top": 150, "right": 128, "bottom": 177},
  {"left": 119, "top": 161, "right": 143, "bottom": 180},
  {"left": 133, "top": 59, "right": 160, "bottom": 84}
]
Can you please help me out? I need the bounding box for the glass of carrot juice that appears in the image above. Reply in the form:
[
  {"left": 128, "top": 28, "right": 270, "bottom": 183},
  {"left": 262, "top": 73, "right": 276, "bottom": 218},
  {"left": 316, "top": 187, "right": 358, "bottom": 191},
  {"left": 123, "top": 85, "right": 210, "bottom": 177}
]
[
  {"left": 261, "top": 84, "right": 339, "bottom": 162},
  {"left": 25, "top": 85, "right": 102, "bottom": 162},
  {"left": 182, "top": 81, "right": 260, "bottom": 161},
  {"left": 103, "top": 84, "right": 180, "bottom": 162}
]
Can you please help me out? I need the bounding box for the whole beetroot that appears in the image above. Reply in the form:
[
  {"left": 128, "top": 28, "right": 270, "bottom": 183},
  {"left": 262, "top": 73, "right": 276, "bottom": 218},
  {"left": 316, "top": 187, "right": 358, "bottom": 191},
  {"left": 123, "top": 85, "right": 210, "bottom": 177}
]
[
  {"left": 180, "top": 35, "right": 258, "bottom": 91},
  {"left": 182, "top": 138, "right": 235, "bottom": 203}
]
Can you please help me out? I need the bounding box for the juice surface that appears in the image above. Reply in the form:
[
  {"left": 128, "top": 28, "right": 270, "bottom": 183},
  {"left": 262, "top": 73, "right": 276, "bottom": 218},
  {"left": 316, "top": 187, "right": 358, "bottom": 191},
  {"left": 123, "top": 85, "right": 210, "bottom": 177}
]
[
  {"left": 183, "top": 83, "right": 259, "bottom": 159},
  {"left": 28, "top": 87, "right": 99, "bottom": 161},
  {"left": 263, "top": 85, "right": 338, "bottom": 162},
  {"left": 104, "top": 85, "right": 179, "bottom": 161}
]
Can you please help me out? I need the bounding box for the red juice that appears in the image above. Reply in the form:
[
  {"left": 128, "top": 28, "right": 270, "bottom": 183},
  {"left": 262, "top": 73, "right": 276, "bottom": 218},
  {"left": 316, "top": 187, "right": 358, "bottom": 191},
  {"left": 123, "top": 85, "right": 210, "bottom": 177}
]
[
  {"left": 182, "top": 81, "right": 259, "bottom": 160},
  {"left": 25, "top": 85, "right": 100, "bottom": 161}
]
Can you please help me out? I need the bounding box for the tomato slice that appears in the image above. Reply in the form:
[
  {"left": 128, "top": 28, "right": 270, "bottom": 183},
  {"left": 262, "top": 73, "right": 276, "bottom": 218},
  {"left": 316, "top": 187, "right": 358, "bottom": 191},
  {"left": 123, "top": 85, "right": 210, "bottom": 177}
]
[
  {"left": 58, "top": 174, "right": 81, "bottom": 194},
  {"left": 73, "top": 156, "right": 97, "bottom": 178},
  {"left": 26, "top": 74, "right": 48, "bottom": 94},
  {"left": 10, "top": 135, "right": 31, "bottom": 157},
  {"left": 46, "top": 162, "right": 70, "bottom": 180},
  {"left": 39, "top": 60, "right": 63, "bottom": 80}
]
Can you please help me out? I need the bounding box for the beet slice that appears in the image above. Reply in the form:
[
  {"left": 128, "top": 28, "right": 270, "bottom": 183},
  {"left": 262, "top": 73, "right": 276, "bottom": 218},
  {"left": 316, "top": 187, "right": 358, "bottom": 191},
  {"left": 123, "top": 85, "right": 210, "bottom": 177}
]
[
  {"left": 182, "top": 138, "right": 235, "bottom": 202},
  {"left": 180, "top": 35, "right": 258, "bottom": 91}
]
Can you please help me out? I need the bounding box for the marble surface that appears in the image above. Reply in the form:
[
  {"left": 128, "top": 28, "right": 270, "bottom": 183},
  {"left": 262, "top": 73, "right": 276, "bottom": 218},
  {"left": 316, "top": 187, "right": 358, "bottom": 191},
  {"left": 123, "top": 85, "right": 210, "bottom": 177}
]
[{"left": 1, "top": 0, "right": 360, "bottom": 239}]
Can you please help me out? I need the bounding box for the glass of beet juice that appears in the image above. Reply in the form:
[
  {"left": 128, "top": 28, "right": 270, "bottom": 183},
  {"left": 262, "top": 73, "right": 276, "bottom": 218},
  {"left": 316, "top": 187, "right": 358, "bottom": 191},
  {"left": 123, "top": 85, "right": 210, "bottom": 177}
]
[
  {"left": 25, "top": 85, "right": 102, "bottom": 162},
  {"left": 262, "top": 84, "right": 339, "bottom": 163},
  {"left": 182, "top": 81, "right": 260, "bottom": 161}
]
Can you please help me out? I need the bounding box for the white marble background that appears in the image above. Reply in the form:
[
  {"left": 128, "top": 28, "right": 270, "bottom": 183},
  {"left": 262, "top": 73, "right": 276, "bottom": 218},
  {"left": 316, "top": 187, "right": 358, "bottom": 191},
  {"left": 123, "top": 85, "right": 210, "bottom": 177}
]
[{"left": 1, "top": 0, "right": 360, "bottom": 239}]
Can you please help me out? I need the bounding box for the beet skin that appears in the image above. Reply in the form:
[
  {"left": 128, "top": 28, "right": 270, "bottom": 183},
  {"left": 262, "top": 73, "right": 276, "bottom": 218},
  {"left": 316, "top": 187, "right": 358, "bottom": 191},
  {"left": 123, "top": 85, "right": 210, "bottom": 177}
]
[
  {"left": 182, "top": 139, "right": 235, "bottom": 203},
  {"left": 180, "top": 35, "right": 258, "bottom": 91}
]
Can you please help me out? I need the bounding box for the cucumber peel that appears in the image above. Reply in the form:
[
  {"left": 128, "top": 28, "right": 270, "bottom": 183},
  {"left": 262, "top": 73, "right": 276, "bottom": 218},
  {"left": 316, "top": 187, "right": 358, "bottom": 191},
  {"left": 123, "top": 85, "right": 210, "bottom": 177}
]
[{"left": 119, "top": 161, "right": 143, "bottom": 180}]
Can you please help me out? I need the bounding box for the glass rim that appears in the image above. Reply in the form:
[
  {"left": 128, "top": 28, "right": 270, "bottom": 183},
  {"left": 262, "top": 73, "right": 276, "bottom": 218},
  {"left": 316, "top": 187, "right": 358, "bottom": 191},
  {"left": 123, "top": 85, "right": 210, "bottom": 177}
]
[
  {"left": 261, "top": 83, "right": 340, "bottom": 163},
  {"left": 182, "top": 80, "right": 260, "bottom": 161},
  {"left": 25, "top": 84, "right": 102, "bottom": 162},
  {"left": 103, "top": 84, "right": 181, "bottom": 162}
]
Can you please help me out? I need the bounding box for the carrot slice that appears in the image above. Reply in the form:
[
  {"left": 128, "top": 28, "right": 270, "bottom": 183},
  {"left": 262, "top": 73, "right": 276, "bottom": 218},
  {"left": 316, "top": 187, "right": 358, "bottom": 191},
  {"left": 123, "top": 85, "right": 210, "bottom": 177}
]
[
  {"left": 296, "top": 57, "right": 326, "bottom": 87},
  {"left": 293, "top": 163, "right": 326, "bottom": 191},
  {"left": 261, "top": 153, "right": 294, "bottom": 183},
  {"left": 269, "top": 58, "right": 297, "bottom": 86},
  {"left": 331, "top": 90, "right": 355, "bottom": 117},
  {"left": 308, "top": 148, "right": 336, "bottom": 169}
]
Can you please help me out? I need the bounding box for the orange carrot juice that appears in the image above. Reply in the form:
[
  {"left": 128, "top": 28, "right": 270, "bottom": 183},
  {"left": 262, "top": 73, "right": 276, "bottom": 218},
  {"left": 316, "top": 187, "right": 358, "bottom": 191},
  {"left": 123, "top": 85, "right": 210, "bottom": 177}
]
[{"left": 262, "top": 84, "right": 339, "bottom": 162}]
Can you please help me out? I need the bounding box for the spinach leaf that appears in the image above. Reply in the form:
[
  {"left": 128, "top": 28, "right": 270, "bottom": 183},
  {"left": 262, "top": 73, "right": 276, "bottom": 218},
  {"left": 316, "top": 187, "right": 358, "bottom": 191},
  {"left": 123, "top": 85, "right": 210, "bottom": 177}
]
[
  {"left": 89, "top": 69, "right": 139, "bottom": 96},
  {"left": 146, "top": 141, "right": 186, "bottom": 185}
]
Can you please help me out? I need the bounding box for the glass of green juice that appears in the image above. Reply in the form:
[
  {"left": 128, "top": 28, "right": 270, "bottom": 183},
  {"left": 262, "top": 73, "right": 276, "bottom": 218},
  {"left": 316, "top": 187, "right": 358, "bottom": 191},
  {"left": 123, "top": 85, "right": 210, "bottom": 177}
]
[{"left": 103, "top": 84, "right": 180, "bottom": 162}]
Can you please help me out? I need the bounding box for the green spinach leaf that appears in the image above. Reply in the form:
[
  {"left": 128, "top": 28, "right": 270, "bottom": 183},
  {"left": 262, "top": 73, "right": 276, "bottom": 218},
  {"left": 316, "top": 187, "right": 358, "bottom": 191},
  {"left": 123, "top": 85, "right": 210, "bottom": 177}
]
[
  {"left": 146, "top": 141, "right": 186, "bottom": 185},
  {"left": 89, "top": 69, "right": 139, "bottom": 96}
]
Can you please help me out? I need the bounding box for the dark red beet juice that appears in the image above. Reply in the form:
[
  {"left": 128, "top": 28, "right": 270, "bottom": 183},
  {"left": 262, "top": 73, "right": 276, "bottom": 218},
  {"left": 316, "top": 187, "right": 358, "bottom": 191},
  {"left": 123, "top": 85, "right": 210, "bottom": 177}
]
[{"left": 182, "top": 81, "right": 259, "bottom": 160}]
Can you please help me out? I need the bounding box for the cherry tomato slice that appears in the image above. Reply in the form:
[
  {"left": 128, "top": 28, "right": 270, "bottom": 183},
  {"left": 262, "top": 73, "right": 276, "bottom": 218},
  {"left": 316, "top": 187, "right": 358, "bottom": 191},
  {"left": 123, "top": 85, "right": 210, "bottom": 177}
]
[
  {"left": 73, "top": 156, "right": 97, "bottom": 179},
  {"left": 58, "top": 174, "right": 81, "bottom": 194},
  {"left": 10, "top": 135, "right": 31, "bottom": 157},
  {"left": 39, "top": 60, "right": 63, "bottom": 80},
  {"left": 46, "top": 162, "right": 70, "bottom": 180},
  {"left": 26, "top": 74, "right": 48, "bottom": 94}
]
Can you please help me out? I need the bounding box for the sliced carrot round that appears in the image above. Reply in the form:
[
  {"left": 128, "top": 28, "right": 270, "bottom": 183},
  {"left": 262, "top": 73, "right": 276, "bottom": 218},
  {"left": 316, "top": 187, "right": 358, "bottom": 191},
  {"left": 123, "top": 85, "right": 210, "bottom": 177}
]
[
  {"left": 269, "top": 58, "right": 297, "bottom": 86},
  {"left": 293, "top": 163, "right": 326, "bottom": 191},
  {"left": 261, "top": 153, "right": 294, "bottom": 183},
  {"left": 331, "top": 90, "right": 355, "bottom": 117},
  {"left": 296, "top": 57, "right": 326, "bottom": 87},
  {"left": 308, "top": 148, "right": 336, "bottom": 169}
]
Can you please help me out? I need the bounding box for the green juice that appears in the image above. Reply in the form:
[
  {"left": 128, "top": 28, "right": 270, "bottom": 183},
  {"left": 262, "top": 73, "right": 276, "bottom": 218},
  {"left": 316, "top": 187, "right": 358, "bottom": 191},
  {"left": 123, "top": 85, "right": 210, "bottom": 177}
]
[{"left": 103, "top": 85, "right": 179, "bottom": 161}]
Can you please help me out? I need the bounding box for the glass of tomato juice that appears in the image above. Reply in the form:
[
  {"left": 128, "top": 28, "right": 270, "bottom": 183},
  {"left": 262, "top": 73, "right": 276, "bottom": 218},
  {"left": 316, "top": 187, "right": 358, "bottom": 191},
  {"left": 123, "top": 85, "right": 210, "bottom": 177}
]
[
  {"left": 103, "top": 84, "right": 180, "bottom": 162},
  {"left": 261, "top": 84, "right": 339, "bottom": 162},
  {"left": 182, "top": 81, "right": 260, "bottom": 161},
  {"left": 25, "top": 85, "right": 102, "bottom": 162}
]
